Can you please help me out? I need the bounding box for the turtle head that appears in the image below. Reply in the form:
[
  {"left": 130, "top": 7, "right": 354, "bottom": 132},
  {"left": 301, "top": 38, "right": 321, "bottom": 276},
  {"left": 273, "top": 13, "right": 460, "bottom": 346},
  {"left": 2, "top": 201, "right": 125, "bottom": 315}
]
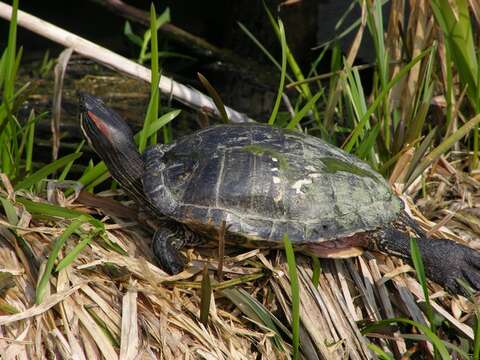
[
  {"left": 79, "top": 92, "right": 147, "bottom": 206},
  {"left": 79, "top": 92, "right": 136, "bottom": 156}
]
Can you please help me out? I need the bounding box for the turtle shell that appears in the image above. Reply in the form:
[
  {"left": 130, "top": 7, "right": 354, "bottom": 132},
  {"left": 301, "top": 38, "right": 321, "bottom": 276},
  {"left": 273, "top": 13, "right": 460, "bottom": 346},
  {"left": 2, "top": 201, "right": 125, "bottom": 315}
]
[{"left": 142, "top": 124, "right": 402, "bottom": 245}]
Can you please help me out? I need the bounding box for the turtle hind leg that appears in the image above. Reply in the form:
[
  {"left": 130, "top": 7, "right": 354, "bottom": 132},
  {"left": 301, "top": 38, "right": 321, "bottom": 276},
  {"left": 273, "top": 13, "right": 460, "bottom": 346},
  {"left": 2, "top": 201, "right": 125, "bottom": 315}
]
[
  {"left": 152, "top": 226, "right": 187, "bottom": 274},
  {"left": 422, "top": 239, "right": 480, "bottom": 295},
  {"left": 370, "top": 225, "right": 480, "bottom": 295}
]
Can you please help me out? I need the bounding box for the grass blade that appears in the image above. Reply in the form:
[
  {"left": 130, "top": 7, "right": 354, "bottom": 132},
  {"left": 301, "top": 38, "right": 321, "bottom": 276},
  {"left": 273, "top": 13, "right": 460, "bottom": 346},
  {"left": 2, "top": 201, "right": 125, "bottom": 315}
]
[
  {"left": 56, "top": 229, "right": 101, "bottom": 272},
  {"left": 286, "top": 91, "right": 322, "bottom": 129},
  {"left": 17, "top": 197, "right": 90, "bottom": 219},
  {"left": 474, "top": 312, "right": 480, "bottom": 360},
  {"left": 14, "top": 152, "right": 82, "bottom": 191},
  {"left": 0, "top": 196, "right": 18, "bottom": 225},
  {"left": 200, "top": 264, "right": 211, "bottom": 326},
  {"left": 263, "top": 2, "right": 311, "bottom": 99},
  {"left": 36, "top": 215, "right": 89, "bottom": 304},
  {"left": 367, "top": 343, "right": 395, "bottom": 360},
  {"left": 123, "top": 21, "right": 143, "bottom": 47},
  {"left": 197, "top": 72, "right": 229, "bottom": 123},
  {"left": 76, "top": 162, "right": 108, "bottom": 191},
  {"left": 222, "top": 287, "right": 287, "bottom": 351},
  {"left": 283, "top": 234, "right": 300, "bottom": 360},
  {"left": 149, "top": 3, "right": 160, "bottom": 146},
  {"left": 58, "top": 140, "right": 84, "bottom": 181},
  {"left": 431, "top": 0, "right": 478, "bottom": 106},
  {"left": 363, "top": 318, "right": 451, "bottom": 359},
  {"left": 138, "top": 3, "right": 160, "bottom": 151},
  {"left": 344, "top": 47, "right": 430, "bottom": 153},
  {"left": 267, "top": 19, "right": 287, "bottom": 125},
  {"left": 410, "top": 238, "right": 435, "bottom": 332},
  {"left": 404, "top": 112, "right": 480, "bottom": 189},
  {"left": 3, "top": 0, "right": 18, "bottom": 102},
  {"left": 311, "top": 256, "right": 320, "bottom": 287},
  {"left": 237, "top": 21, "right": 294, "bottom": 83},
  {"left": 134, "top": 110, "right": 181, "bottom": 143}
]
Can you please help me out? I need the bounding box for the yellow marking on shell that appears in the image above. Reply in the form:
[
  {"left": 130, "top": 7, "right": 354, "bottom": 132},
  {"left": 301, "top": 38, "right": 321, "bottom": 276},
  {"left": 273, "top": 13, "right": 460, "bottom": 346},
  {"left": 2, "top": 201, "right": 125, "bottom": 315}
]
[
  {"left": 273, "top": 188, "right": 284, "bottom": 203},
  {"left": 291, "top": 178, "right": 312, "bottom": 194}
]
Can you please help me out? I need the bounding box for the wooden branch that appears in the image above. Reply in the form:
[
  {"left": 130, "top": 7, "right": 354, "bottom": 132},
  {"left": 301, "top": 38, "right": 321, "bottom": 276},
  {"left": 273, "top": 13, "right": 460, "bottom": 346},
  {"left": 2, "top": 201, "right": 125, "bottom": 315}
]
[{"left": 0, "top": 2, "right": 254, "bottom": 123}]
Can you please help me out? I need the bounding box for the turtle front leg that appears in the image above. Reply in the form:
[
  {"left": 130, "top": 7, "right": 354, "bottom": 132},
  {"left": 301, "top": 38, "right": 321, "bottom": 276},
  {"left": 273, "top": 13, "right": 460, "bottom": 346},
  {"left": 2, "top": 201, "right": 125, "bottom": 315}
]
[
  {"left": 152, "top": 223, "right": 201, "bottom": 274},
  {"left": 153, "top": 226, "right": 187, "bottom": 274},
  {"left": 370, "top": 226, "right": 480, "bottom": 295}
]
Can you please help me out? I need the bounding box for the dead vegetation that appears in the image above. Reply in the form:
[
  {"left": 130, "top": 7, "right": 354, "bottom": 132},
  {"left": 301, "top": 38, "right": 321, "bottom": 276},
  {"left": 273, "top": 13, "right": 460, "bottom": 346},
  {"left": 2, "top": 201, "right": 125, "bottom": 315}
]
[{"left": 0, "top": 151, "right": 479, "bottom": 359}]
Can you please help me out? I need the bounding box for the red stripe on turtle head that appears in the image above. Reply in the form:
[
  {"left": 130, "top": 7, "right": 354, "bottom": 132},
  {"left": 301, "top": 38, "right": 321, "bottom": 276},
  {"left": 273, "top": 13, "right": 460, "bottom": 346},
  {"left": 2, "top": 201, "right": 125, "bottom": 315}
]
[{"left": 87, "top": 110, "right": 112, "bottom": 141}]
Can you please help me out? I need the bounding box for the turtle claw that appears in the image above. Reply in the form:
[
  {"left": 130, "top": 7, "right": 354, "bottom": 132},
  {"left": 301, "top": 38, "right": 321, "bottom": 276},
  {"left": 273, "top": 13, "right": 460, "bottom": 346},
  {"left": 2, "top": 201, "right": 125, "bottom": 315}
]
[
  {"left": 466, "top": 249, "right": 480, "bottom": 270},
  {"left": 152, "top": 228, "right": 187, "bottom": 275},
  {"left": 419, "top": 239, "right": 480, "bottom": 295},
  {"left": 464, "top": 271, "right": 480, "bottom": 294}
]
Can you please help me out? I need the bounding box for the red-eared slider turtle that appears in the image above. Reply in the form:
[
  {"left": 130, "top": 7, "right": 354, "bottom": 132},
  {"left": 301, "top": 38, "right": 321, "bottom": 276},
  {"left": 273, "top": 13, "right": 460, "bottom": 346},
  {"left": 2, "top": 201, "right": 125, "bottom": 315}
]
[{"left": 80, "top": 93, "right": 480, "bottom": 294}]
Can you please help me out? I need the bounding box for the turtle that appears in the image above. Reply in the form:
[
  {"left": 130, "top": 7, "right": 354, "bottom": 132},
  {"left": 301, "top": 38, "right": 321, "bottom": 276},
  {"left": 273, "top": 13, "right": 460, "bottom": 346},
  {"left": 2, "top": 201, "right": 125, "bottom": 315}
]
[{"left": 79, "top": 93, "right": 480, "bottom": 295}]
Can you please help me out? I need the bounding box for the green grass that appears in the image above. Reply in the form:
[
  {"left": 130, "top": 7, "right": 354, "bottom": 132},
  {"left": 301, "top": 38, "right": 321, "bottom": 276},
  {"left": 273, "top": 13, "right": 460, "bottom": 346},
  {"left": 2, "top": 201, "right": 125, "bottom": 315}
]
[
  {"left": 139, "top": 3, "right": 160, "bottom": 152},
  {"left": 283, "top": 234, "right": 300, "bottom": 360},
  {"left": 367, "top": 343, "right": 395, "bottom": 360},
  {"left": 474, "top": 313, "right": 480, "bottom": 360},
  {"left": 431, "top": 0, "right": 480, "bottom": 167},
  {"left": 1, "top": 0, "right": 20, "bottom": 177},
  {"left": 14, "top": 152, "right": 82, "bottom": 191},
  {"left": 124, "top": 7, "right": 171, "bottom": 65},
  {"left": 35, "top": 215, "right": 103, "bottom": 304},
  {"left": 267, "top": 19, "right": 287, "bottom": 126},
  {"left": 409, "top": 238, "right": 436, "bottom": 335},
  {"left": 310, "top": 256, "right": 321, "bottom": 287},
  {"left": 363, "top": 318, "right": 452, "bottom": 360},
  {"left": 222, "top": 287, "right": 289, "bottom": 353}
]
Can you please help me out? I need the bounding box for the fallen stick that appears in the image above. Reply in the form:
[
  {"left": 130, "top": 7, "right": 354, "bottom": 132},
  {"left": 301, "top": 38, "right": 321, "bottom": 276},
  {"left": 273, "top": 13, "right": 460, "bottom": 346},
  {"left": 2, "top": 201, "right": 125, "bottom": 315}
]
[{"left": 0, "top": 2, "right": 254, "bottom": 123}]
